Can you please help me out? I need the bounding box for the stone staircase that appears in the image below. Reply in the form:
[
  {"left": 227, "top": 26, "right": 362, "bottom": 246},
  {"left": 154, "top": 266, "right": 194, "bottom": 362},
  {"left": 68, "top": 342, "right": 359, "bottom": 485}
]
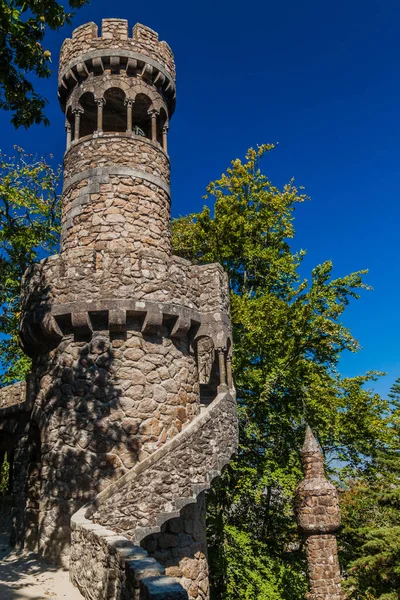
[{"left": 70, "top": 387, "right": 237, "bottom": 599}]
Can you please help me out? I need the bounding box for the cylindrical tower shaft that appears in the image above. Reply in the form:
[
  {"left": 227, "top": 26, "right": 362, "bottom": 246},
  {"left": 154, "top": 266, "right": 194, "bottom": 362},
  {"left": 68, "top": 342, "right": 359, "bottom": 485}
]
[{"left": 58, "top": 19, "right": 175, "bottom": 256}]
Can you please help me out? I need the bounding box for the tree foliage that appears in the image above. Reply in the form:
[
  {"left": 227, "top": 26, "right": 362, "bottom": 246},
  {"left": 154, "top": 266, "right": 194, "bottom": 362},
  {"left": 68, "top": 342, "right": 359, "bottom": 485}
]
[
  {"left": 0, "top": 147, "right": 61, "bottom": 385},
  {"left": 171, "top": 145, "right": 393, "bottom": 599},
  {"left": 0, "top": 452, "right": 10, "bottom": 495},
  {"left": 0, "top": 0, "right": 88, "bottom": 128},
  {"left": 341, "top": 378, "right": 400, "bottom": 600}
]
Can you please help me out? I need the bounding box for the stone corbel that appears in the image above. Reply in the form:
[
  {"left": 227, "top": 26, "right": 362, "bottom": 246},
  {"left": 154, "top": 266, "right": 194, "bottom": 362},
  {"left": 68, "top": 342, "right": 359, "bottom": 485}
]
[
  {"left": 41, "top": 313, "right": 63, "bottom": 341},
  {"left": 110, "top": 56, "right": 120, "bottom": 73},
  {"left": 71, "top": 311, "right": 92, "bottom": 335},
  {"left": 109, "top": 309, "right": 127, "bottom": 333},
  {"left": 171, "top": 311, "right": 191, "bottom": 339},
  {"left": 76, "top": 62, "right": 89, "bottom": 78},
  {"left": 92, "top": 57, "right": 104, "bottom": 75},
  {"left": 141, "top": 307, "right": 163, "bottom": 334}
]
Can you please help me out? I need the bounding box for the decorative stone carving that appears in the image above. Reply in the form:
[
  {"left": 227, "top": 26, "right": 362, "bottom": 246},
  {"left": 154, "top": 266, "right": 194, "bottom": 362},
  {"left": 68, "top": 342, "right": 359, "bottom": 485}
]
[{"left": 196, "top": 337, "right": 215, "bottom": 385}]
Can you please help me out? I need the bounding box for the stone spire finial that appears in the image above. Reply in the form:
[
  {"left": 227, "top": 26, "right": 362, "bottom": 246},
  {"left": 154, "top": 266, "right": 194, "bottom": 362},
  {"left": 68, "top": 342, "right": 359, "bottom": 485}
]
[
  {"left": 295, "top": 427, "right": 344, "bottom": 600},
  {"left": 301, "top": 426, "right": 325, "bottom": 479},
  {"left": 302, "top": 425, "right": 320, "bottom": 454}
]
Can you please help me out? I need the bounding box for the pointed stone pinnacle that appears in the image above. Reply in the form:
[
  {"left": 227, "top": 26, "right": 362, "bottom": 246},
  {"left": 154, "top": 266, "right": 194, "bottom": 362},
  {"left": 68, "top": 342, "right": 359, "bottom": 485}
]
[{"left": 301, "top": 425, "right": 321, "bottom": 455}]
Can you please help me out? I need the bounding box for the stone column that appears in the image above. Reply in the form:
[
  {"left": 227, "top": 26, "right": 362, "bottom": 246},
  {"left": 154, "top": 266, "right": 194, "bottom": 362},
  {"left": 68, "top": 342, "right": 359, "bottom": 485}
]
[
  {"left": 65, "top": 122, "right": 72, "bottom": 149},
  {"left": 149, "top": 110, "right": 159, "bottom": 142},
  {"left": 162, "top": 125, "right": 169, "bottom": 153},
  {"left": 218, "top": 349, "right": 226, "bottom": 387},
  {"left": 226, "top": 356, "right": 233, "bottom": 389},
  {"left": 96, "top": 98, "right": 105, "bottom": 132},
  {"left": 125, "top": 99, "right": 133, "bottom": 132},
  {"left": 72, "top": 109, "right": 83, "bottom": 141},
  {"left": 295, "top": 427, "right": 343, "bottom": 600}
]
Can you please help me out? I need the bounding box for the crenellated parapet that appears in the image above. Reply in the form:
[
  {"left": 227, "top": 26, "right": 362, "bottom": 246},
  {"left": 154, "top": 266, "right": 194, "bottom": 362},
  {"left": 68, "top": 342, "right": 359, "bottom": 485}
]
[
  {"left": 59, "top": 20, "right": 176, "bottom": 115},
  {"left": 20, "top": 250, "right": 231, "bottom": 362}
]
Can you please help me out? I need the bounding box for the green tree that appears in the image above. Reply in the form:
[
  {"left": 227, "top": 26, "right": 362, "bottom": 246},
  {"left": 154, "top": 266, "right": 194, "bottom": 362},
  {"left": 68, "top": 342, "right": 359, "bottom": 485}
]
[
  {"left": 171, "top": 145, "right": 392, "bottom": 600},
  {"left": 341, "top": 378, "right": 400, "bottom": 600},
  {"left": 0, "top": 0, "right": 88, "bottom": 128},
  {"left": 0, "top": 147, "right": 61, "bottom": 385},
  {"left": 0, "top": 452, "right": 10, "bottom": 495}
]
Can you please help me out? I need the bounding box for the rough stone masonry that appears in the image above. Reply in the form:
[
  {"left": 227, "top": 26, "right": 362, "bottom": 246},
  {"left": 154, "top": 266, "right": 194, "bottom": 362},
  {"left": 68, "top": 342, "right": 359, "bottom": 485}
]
[
  {"left": 0, "top": 18, "right": 238, "bottom": 600},
  {"left": 295, "top": 427, "right": 344, "bottom": 600}
]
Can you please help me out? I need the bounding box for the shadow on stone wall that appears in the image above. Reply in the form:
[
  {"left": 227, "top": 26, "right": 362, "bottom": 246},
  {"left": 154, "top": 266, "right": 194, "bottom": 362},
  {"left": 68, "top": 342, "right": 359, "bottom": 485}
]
[
  {"left": 140, "top": 493, "right": 209, "bottom": 599},
  {"left": 33, "top": 325, "right": 129, "bottom": 563},
  {"left": 30, "top": 318, "right": 197, "bottom": 565}
]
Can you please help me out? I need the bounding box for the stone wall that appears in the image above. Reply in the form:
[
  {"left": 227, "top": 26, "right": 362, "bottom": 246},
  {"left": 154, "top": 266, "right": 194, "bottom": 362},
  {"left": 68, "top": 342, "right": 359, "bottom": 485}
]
[
  {"left": 61, "top": 175, "right": 171, "bottom": 254},
  {"left": 63, "top": 135, "right": 170, "bottom": 183},
  {"left": 305, "top": 535, "right": 342, "bottom": 600},
  {"left": 90, "top": 390, "right": 237, "bottom": 539},
  {"left": 61, "top": 133, "right": 171, "bottom": 254},
  {"left": 85, "top": 390, "right": 237, "bottom": 599},
  {"left": 21, "top": 252, "right": 230, "bottom": 317},
  {"left": 33, "top": 325, "right": 200, "bottom": 562}
]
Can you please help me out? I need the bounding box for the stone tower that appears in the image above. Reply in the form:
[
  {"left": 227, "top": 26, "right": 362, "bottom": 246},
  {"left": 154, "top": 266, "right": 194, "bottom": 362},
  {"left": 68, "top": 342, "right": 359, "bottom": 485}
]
[
  {"left": 295, "top": 427, "right": 343, "bottom": 600},
  {"left": 10, "top": 18, "right": 238, "bottom": 600}
]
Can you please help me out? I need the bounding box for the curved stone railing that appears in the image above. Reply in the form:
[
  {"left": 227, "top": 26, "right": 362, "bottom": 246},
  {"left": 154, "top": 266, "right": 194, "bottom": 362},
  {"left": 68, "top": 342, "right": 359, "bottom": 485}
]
[
  {"left": 70, "top": 388, "right": 238, "bottom": 599},
  {"left": 70, "top": 514, "right": 187, "bottom": 600}
]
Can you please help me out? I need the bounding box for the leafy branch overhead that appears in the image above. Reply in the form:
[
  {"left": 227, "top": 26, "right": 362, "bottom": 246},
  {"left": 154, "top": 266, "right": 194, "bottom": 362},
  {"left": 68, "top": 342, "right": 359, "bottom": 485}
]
[
  {"left": 0, "top": 147, "right": 61, "bottom": 384},
  {"left": 0, "top": 0, "right": 88, "bottom": 128}
]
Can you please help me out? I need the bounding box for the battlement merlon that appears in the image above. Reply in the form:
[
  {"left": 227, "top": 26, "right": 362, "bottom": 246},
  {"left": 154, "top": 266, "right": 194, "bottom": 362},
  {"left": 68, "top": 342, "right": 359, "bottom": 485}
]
[{"left": 58, "top": 19, "right": 176, "bottom": 112}]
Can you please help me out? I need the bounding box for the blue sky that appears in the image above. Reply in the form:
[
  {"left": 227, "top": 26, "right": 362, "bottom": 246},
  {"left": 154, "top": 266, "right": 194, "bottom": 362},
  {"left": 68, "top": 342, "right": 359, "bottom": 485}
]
[{"left": 1, "top": 0, "right": 399, "bottom": 397}]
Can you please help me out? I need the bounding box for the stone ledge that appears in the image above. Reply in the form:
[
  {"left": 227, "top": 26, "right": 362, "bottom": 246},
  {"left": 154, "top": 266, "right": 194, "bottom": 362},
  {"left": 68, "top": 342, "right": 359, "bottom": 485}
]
[
  {"left": 140, "top": 576, "right": 189, "bottom": 600},
  {"left": 62, "top": 165, "right": 171, "bottom": 196},
  {"left": 20, "top": 298, "right": 231, "bottom": 358}
]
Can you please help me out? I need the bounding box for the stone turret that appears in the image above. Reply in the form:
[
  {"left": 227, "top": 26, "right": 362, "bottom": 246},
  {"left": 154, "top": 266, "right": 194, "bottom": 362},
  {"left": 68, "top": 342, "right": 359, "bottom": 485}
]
[
  {"left": 295, "top": 427, "right": 343, "bottom": 600},
  {"left": 58, "top": 19, "right": 175, "bottom": 255},
  {"left": 13, "top": 18, "right": 238, "bottom": 600}
]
